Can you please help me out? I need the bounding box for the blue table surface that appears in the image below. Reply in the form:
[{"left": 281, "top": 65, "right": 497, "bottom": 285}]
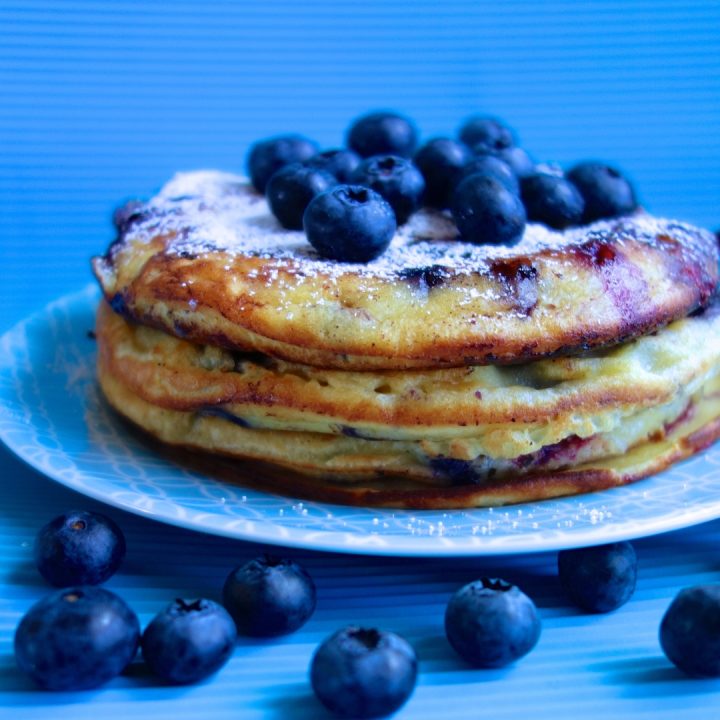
[{"left": 2, "top": 291, "right": 720, "bottom": 718}]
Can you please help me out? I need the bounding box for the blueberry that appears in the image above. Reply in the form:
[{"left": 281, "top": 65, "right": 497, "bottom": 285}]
[
  {"left": 247, "top": 134, "right": 318, "bottom": 194},
  {"left": 347, "top": 111, "right": 418, "bottom": 159},
  {"left": 305, "top": 149, "right": 362, "bottom": 183},
  {"left": 445, "top": 578, "right": 541, "bottom": 668},
  {"left": 34, "top": 510, "right": 126, "bottom": 587},
  {"left": 266, "top": 164, "right": 336, "bottom": 230},
  {"left": 304, "top": 185, "right": 397, "bottom": 263},
  {"left": 222, "top": 555, "right": 316, "bottom": 637},
  {"left": 660, "top": 585, "right": 720, "bottom": 677},
  {"left": 310, "top": 627, "right": 417, "bottom": 719},
  {"left": 112, "top": 200, "right": 147, "bottom": 233},
  {"left": 14, "top": 586, "right": 140, "bottom": 690},
  {"left": 521, "top": 173, "right": 585, "bottom": 229},
  {"left": 558, "top": 541, "right": 637, "bottom": 613},
  {"left": 566, "top": 162, "right": 637, "bottom": 222},
  {"left": 413, "top": 137, "right": 471, "bottom": 208},
  {"left": 460, "top": 154, "right": 519, "bottom": 194},
  {"left": 459, "top": 115, "right": 515, "bottom": 152},
  {"left": 350, "top": 155, "right": 425, "bottom": 223},
  {"left": 495, "top": 146, "right": 535, "bottom": 179},
  {"left": 141, "top": 598, "right": 236, "bottom": 684},
  {"left": 451, "top": 174, "right": 526, "bottom": 246}
]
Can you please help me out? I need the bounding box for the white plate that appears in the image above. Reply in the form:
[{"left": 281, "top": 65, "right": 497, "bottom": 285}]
[{"left": 2, "top": 285, "right": 720, "bottom": 556}]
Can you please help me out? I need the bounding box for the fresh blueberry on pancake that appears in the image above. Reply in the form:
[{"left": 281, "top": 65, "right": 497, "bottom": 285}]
[
  {"left": 347, "top": 110, "right": 418, "bottom": 159},
  {"left": 660, "top": 585, "right": 720, "bottom": 677},
  {"left": 112, "top": 199, "right": 147, "bottom": 233},
  {"left": 305, "top": 148, "right": 362, "bottom": 182},
  {"left": 451, "top": 173, "right": 526, "bottom": 245},
  {"left": 413, "top": 137, "right": 472, "bottom": 208},
  {"left": 460, "top": 153, "right": 519, "bottom": 194},
  {"left": 14, "top": 587, "right": 140, "bottom": 690},
  {"left": 141, "top": 598, "right": 237, "bottom": 684},
  {"left": 222, "top": 555, "right": 316, "bottom": 637},
  {"left": 304, "top": 184, "right": 396, "bottom": 261},
  {"left": 458, "top": 115, "right": 516, "bottom": 151},
  {"left": 350, "top": 155, "right": 425, "bottom": 224},
  {"left": 521, "top": 172, "right": 585, "bottom": 229},
  {"left": 247, "top": 134, "right": 318, "bottom": 194},
  {"left": 567, "top": 161, "right": 638, "bottom": 222},
  {"left": 265, "top": 163, "right": 336, "bottom": 230},
  {"left": 444, "top": 578, "right": 541, "bottom": 667},
  {"left": 558, "top": 542, "right": 637, "bottom": 613},
  {"left": 310, "top": 627, "right": 417, "bottom": 719}
]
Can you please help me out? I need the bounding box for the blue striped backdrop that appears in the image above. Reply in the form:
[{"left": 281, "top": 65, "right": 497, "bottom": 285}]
[{"left": 1, "top": 0, "right": 719, "bottom": 326}]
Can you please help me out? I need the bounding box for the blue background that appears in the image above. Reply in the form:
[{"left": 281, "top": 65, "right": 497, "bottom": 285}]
[{"left": 1, "top": 0, "right": 719, "bottom": 330}]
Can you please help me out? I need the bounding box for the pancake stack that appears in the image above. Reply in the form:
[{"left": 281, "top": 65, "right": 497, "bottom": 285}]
[{"left": 92, "top": 169, "right": 720, "bottom": 508}]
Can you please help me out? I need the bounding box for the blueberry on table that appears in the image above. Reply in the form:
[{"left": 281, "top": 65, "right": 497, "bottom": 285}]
[
  {"left": 660, "top": 585, "right": 720, "bottom": 677},
  {"left": 34, "top": 509, "right": 126, "bottom": 587},
  {"left": 222, "top": 555, "right": 316, "bottom": 637},
  {"left": 266, "top": 164, "right": 336, "bottom": 230},
  {"left": 310, "top": 627, "right": 417, "bottom": 719},
  {"left": 558, "top": 541, "right": 637, "bottom": 613},
  {"left": 451, "top": 174, "right": 526, "bottom": 246},
  {"left": 347, "top": 111, "right": 418, "bottom": 159},
  {"left": 304, "top": 185, "right": 397, "bottom": 263},
  {"left": 305, "top": 149, "right": 362, "bottom": 183},
  {"left": 247, "top": 134, "right": 318, "bottom": 194},
  {"left": 350, "top": 154, "right": 425, "bottom": 223},
  {"left": 413, "top": 137, "right": 472, "bottom": 208},
  {"left": 459, "top": 115, "right": 516, "bottom": 152},
  {"left": 521, "top": 172, "right": 585, "bottom": 229},
  {"left": 460, "top": 154, "right": 519, "bottom": 194},
  {"left": 141, "top": 598, "right": 237, "bottom": 684},
  {"left": 566, "top": 161, "right": 637, "bottom": 222},
  {"left": 14, "top": 586, "right": 140, "bottom": 690},
  {"left": 444, "top": 577, "right": 541, "bottom": 668}
]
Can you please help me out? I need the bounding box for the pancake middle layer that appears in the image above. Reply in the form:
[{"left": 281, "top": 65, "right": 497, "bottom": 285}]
[
  {"left": 92, "top": 171, "right": 718, "bottom": 370},
  {"left": 96, "top": 299, "right": 720, "bottom": 507}
]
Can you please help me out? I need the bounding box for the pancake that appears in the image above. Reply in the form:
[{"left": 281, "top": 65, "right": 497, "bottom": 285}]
[
  {"left": 97, "top": 344, "right": 720, "bottom": 508},
  {"left": 96, "top": 298, "right": 720, "bottom": 457},
  {"left": 92, "top": 171, "right": 718, "bottom": 371},
  {"left": 96, "top": 296, "right": 720, "bottom": 506}
]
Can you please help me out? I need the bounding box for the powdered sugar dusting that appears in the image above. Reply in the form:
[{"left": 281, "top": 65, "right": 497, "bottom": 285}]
[{"left": 114, "top": 169, "right": 713, "bottom": 281}]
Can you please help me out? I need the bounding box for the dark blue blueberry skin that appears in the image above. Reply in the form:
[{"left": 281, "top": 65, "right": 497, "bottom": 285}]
[
  {"left": 495, "top": 146, "right": 535, "bottom": 179},
  {"left": 521, "top": 173, "right": 585, "bottom": 229},
  {"left": 222, "top": 555, "right": 316, "bottom": 637},
  {"left": 247, "top": 134, "right": 318, "bottom": 194},
  {"left": 34, "top": 510, "right": 126, "bottom": 587},
  {"left": 347, "top": 111, "right": 418, "bottom": 159},
  {"left": 558, "top": 541, "right": 637, "bottom": 613},
  {"left": 310, "top": 627, "right": 417, "bottom": 719},
  {"left": 459, "top": 116, "right": 515, "bottom": 152},
  {"left": 14, "top": 586, "right": 140, "bottom": 690},
  {"left": 265, "top": 163, "right": 336, "bottom": 229},
  {"left": 112, "top": 199, "right": 147, "bottom": 233},
  {"left": 350, "top": 155, "right": 425, "bottom": 224},
  {"left": 413, "top": 137, "right": 472, "bottom": 208},
  {"left": 451, "top": 174, "right": 526, "bottom": 246},
  {"left": 304, "top": 185, "right": 397, "bottom": 263},
  {"left": 460, "top": 155, "right": 519, "bottom": 194},
  {"left": 445, "top": 578, "right": 541, "bottom": 668},
  {"left": 141, "top": 598, "right": 237, "bottom": 684},
  {"left": 305, "top": 149, "right": 362, "bottom": 183},
  {"left": 566, "top": 162, "right": 637, "bottom": 222},
  {"left": 660, "top": 585, "right": 720, "bottom": 677}
]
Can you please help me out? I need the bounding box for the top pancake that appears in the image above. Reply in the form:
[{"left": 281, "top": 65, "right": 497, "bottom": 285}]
[{"left": 92, "top": 170, "right": 718, "bottom": 370}]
